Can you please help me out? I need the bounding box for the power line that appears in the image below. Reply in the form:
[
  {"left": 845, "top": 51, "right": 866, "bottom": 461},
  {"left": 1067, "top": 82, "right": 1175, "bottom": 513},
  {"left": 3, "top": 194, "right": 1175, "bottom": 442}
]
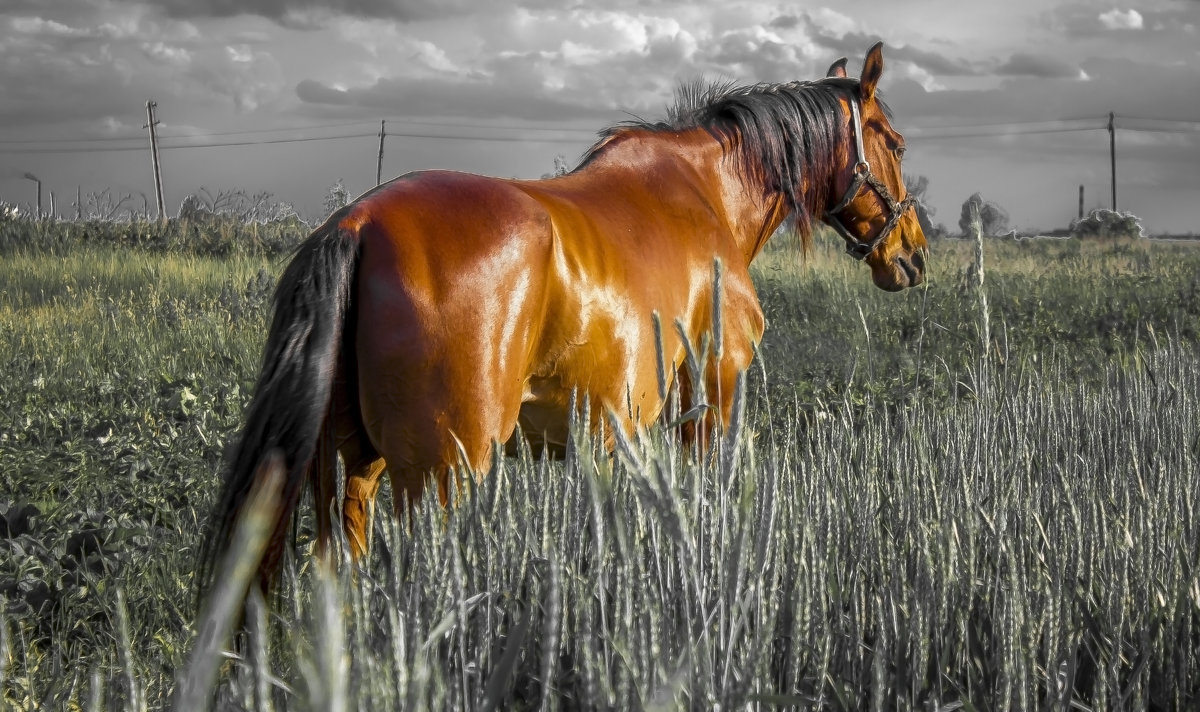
[
  {"left": 164, "top": 129, "right": 600, "bottom": 148},
  {"left": 905, "top": 117, "right": 1099, "bottom": 131},
  {"left": 0, "top": 120, "right": 379, "bottom": 145},
  {"left": 0, "top": 133, "right": 373, "bottom": 154},
  {"left": 0, "top": 117, "right": 599, "bottom": 146},
  {"left": 0, "top": 129, "right": 597, "bottom": 154},
  {"left": 153, "top": 116, "right": 599, "bottom": 140},
  {"left": 356, "top": 117, "right": 599, "bottom": 134},
  {"left": 1113, "top": 115, "right": 1200, "bottom": 128},
  {"left": 1118, "top": 121, "right": 1200, "bottom": 132},
  {"left": 907, "top": 125, "right": 1106, "bottom": 140},
  {"left": 0, "top": 112, "right": 1195, "bottom": 154},
  {"left": 0, "top": 134, "right": 145, "bottom": 146}
]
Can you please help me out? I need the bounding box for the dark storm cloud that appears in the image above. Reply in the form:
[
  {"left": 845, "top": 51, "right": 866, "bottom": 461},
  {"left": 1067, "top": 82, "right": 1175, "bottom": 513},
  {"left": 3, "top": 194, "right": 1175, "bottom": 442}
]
[{"left": 995, "top": 52, "right": 1082, "bottom": 79}]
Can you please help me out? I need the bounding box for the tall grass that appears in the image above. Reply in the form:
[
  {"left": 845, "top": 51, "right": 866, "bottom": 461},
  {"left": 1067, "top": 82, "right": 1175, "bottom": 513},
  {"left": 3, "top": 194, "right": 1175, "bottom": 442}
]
[
  {"left": 179, "top": 342, "right": 1199, "bottom": 710},
  {"left": 1, "top": 230, "right": 1199, "bottom": 708}
]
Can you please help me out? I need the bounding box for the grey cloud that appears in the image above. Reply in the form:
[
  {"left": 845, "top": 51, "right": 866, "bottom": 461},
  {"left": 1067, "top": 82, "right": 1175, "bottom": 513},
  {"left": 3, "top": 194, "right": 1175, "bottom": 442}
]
[
  {"left": 147, "top": 0, "right": 575, "bottom": 23},
  {"left": 706, "top": 32, "right": 806, "bottom": 83},
  {"left": 1042, "top": 4, "right": 1193, "bottom": 37},
  {"left": 295, "top": 76, "right": 616, "bottom": 122},
  {"left": 881, "top": 55, "right": 1200, "bottom": 131},
  {"left": 767, "top": 14, "right": 801, "bottom": 30},
  {"left": 0, "top": 13, "right": 284, "bottom": 131},
  {"left": 149, "top": 0, "right": 480, "bottom": 22},
  {"left": 808, "top": 27, "right": 980, "bottom": 77},
  {"left": 995, "top": 52, "right": 1083, "bottom": 79}
]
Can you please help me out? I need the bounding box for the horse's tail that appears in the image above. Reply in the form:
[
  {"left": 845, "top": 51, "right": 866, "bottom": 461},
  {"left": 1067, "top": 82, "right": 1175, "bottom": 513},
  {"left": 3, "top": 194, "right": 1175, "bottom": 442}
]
[{"left": 199, "top": 215, "right": 360, "bottom": 596}]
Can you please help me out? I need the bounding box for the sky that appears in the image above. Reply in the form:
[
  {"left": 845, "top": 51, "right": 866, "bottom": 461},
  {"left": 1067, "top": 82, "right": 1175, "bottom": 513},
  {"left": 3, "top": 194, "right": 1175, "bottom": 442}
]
[{"left": 1, "top": 0, "right": 1198, "bottom": 234}]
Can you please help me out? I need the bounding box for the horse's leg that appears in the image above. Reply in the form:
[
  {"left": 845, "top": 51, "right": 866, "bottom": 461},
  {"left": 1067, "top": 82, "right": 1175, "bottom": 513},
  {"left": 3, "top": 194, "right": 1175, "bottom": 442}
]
[
  {"left": 305, "top": 349, "right": 388, "bottom": 563},
  {"left": 708, "top": 335, "right": 756, "bottom": 430},
  {"left": 311, "top": 440, "right": 388, "bottom": 563},
  {"left": 312, "top": 416, "right": 338, "bottom": 563},
  {"left": 673, "top": 317, "right": 761, "bottom": 452},
  {"left": 383, "top": 406, "right": 511, "bottom": 514},
  {"left": 673, "top": 352, "right": 750, "bottom": 451},
  {"left": 706, "top": 275, "right": 765, "bottom": 440},
  {"left": 365, "top": 351, "right": 524, "bottom": 519},
  {"left": 674, "top": 363, "right": 708, "bottom": 451},
  {"left": 313, "top": 425, "right": 386, "bottom": 563},
  {"left": 341, "top": 453, "right": 387, "bottom": 560}
]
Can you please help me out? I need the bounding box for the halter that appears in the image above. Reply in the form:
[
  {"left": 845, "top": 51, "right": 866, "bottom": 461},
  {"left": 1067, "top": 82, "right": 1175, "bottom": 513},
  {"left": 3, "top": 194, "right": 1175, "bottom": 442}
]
[{"left": 824, "top": 98, "right": 917, "bottom": 261}]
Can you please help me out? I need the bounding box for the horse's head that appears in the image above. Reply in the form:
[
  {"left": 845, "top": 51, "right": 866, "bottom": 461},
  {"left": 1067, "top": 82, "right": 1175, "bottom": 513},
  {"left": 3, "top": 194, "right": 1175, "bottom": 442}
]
[{"left": 824, "top": 43, "right": 927, "bottom": 291}]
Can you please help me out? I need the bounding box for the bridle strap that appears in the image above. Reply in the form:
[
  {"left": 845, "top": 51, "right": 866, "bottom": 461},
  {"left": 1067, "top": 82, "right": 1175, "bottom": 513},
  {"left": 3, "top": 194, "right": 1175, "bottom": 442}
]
[{"left": 824, "top": 98, "right": 916, "bottom": 261}]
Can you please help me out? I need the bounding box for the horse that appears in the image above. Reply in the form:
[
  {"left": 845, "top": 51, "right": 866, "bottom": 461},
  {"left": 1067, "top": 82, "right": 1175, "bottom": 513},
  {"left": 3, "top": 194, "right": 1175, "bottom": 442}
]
[{"left": 201, "top": 42, "right": 927, "bottom": 592}]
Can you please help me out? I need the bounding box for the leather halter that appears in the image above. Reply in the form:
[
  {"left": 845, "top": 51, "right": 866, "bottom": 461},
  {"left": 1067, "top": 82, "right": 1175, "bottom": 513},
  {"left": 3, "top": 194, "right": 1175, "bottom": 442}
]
[{"left": 824, "top": 98, "right": 916, "bottom": 261}]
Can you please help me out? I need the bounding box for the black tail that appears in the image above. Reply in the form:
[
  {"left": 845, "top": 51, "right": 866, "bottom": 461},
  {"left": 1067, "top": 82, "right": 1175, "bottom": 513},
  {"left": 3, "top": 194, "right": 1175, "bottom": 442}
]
[{"left": 199, "top": 216, "right": 360, "bottom": 595}]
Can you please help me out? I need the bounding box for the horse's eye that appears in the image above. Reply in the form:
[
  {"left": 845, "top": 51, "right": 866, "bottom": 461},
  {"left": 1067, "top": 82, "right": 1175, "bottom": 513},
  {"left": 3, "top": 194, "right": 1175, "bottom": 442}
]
[{"left": 896, "top": 146, "right": 907, "bottom": 161}]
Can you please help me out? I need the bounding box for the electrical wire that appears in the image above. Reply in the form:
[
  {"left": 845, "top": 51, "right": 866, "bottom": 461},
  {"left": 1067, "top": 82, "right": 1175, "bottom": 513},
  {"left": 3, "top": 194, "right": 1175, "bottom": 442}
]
[
  {"left": 907, "top": 125, "right": 1107, "bottom": 140},
  {"left": 0, "top": 133, "right": 373, "bottom": 154},
  {"left": 0, "top": 117, "right": 599, "bottom": 146},
  {"left": 0, "top": 129, "right": 598, "bottom": 154},
  {"left": 0, "top": 114, "right": 1194, "bottom": 154}
]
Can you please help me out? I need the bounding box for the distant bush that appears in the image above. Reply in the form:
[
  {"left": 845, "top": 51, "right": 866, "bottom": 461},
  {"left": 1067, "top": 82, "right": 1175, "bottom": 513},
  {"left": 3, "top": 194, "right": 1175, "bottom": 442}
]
[
  {"left": 0, "top": 201, "right": 31, "bottom": 222},
  {"left": 323, "top": 179, "right": 350, "bottom": 218},
  {"left": 0, "top": 187, "right": 312, "bottom": 258},
  {"left": 0, "top": 215, "right": 308, "bottom": 258},
  {"left": 958, "top": 192, "right": 1010, "bottom": 237},
  {"left": 1071, "top": 208, "right": 1145, "bottom": 240},
  {"left": 177, "top": 187, "right": 300, "bottom": 224}
]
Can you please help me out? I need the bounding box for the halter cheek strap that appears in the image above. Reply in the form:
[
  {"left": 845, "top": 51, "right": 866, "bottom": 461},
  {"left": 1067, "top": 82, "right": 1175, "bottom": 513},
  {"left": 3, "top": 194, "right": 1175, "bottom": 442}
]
[{"left": 823, "top": 98, "right": 917, "bottom": 261}]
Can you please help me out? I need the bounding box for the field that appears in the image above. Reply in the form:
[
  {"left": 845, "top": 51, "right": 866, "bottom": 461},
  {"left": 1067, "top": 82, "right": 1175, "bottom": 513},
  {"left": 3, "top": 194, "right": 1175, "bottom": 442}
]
[{"left": 1, "top": 218, "right": 1199, "bottom": 710}]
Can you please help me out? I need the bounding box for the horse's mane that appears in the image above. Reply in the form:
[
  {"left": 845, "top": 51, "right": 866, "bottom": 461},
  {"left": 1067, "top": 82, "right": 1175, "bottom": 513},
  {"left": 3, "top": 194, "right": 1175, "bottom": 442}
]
[{"left": 580, "top": 77, "right": 879, "bottom": 245}]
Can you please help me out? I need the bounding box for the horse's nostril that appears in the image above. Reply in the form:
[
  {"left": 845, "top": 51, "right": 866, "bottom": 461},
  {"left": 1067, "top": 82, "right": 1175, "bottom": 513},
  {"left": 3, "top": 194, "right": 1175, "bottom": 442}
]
[
  {"left": 895, "top": 254, "right": 923, "bottom": 287},
  {"left": 912, "top": 249, "right": 926, "bottom": 272}
]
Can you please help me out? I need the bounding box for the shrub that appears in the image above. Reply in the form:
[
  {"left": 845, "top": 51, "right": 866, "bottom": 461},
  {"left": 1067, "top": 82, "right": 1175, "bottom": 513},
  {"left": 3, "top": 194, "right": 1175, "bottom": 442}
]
[
  {"left": 958, "top": 192, "right": 1010, "bottom": 237},
  {"left": 1070, "top": 208, "right": 1145, "bottom": 240}
]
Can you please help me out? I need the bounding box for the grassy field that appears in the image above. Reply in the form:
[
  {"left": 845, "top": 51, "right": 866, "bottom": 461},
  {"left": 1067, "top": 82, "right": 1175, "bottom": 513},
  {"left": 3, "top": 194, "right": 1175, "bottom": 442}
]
[{"left": 1, "top": 218, "right": 1198, "bottom": 709}]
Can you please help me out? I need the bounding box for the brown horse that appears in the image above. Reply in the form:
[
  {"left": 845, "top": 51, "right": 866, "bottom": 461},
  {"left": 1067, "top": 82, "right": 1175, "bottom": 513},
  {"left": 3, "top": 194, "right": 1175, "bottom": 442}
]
[{"left": 202, "top": 43, "right": 926, "bottom": 590}]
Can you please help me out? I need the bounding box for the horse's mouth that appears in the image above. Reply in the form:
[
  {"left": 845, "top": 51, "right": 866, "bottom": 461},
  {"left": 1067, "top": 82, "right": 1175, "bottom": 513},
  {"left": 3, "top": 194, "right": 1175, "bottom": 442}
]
[{"left": 872, "top": 251, "right": 925, "bottom": 291}]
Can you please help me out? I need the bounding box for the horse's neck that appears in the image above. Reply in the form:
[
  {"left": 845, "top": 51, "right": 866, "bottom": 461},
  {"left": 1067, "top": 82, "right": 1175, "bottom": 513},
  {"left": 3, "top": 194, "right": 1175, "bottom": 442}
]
[{"left": 586, "top": 128, "right": 790, "bottom": 263}]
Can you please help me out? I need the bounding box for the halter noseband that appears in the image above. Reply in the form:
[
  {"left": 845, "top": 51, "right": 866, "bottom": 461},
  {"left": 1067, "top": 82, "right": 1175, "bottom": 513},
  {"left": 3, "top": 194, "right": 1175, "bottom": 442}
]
[{"left": 823, "top": 98, "right": 916, "bottom": 261}]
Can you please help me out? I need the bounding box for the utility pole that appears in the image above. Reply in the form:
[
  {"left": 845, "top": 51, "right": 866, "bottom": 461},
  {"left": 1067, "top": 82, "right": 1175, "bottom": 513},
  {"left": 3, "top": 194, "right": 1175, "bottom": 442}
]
[
  {"left": 1078, "top": 185, "right": 1084, "bottom": 220},
  {"left": 22, "top": 172, "right": 41, "bottom": 219},
  {"left": 145, "top": 100, "right": 165, "bottom": 221},
  {"left": 1107, "top": 111, "right": 1116, "bottom": 211},
  {"left": 376, "top": 119, "right": 386, "bottom": 186}
]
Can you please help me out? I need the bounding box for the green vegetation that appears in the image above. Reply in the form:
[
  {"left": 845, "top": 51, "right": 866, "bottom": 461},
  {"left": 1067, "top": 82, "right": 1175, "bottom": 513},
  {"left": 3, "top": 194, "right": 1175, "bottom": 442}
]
[{"left": 1, "top": 219, "right": 1198, "bottom": 709}]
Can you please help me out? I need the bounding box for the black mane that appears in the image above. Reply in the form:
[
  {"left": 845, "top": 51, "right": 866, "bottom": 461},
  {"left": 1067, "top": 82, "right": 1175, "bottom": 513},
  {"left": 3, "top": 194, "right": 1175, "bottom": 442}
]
[{"left": 581, "top": 77, "right": 868, "bottom": 243}]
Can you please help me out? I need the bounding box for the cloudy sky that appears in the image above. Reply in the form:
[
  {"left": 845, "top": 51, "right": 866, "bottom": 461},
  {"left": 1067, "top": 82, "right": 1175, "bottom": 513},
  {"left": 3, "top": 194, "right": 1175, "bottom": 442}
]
[{"left": 1, "top": 0, "right": 1198, "bottom": 233}]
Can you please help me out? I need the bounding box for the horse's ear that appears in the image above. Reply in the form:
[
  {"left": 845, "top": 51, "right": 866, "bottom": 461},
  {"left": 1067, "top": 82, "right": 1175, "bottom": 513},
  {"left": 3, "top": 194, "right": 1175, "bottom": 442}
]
[
  {"left": 826, "top": 57, "right": 848, "bottom": 78},
  {"left": 860, "top": 41, "right": 885, "bottom": 102}
]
